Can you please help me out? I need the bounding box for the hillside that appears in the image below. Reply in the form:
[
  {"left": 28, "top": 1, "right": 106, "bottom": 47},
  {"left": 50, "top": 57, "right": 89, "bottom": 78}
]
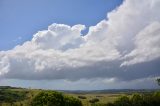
[{"left": 0, "top": 86, "right": 160, "bottom": 106}]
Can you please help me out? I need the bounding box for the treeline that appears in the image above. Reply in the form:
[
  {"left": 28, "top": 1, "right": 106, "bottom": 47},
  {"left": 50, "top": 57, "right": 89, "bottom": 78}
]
[
  {"left": 105, "top": 92, "right": 160, "bottom": 106},
  {"left": 31, "top": 91, "right": 82, "bottom": 106}
]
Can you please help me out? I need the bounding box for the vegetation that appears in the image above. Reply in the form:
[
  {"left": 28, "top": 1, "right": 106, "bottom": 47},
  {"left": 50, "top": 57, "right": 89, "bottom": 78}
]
[
  {"left": 31, "top": 91, "right": 63, "bottom": 106},
  {"left": 63, "top": 95, "right": 82, "bottom": 106},
  {"left": 89, "top": 98, "right": 99, "bottom": 103},
  {"left": 78, "top": 96, "right": 87, "bottom": 99},
  {"left": 0, "top": 86, "right": 160, "bottom": 106},
  {"left": 0, "top": 87, "right": 28, "bottom": 106},
  {"left": 31, "top": 91, "right": 82, "bottom": 106},
  {"left": 106, "top": 92, "right": 160, "bottom": 106},
  {"left": 157, "top": 78, "right": 160, "bottom": 86}
]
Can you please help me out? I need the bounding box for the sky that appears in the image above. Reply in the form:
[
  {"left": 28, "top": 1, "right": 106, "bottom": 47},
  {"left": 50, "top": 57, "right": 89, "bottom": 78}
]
[
  {"left": 0, "top": 0, "right": 122, "bottom": 50},
  {"left": 0, "top": 0, "right": 160, "bottom": 90}
]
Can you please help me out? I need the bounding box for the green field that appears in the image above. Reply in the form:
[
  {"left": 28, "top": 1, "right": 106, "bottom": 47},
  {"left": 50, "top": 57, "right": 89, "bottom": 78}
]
[
  {"left": 0, "top": 87, "right": 124, "bottom": 106},
  {"left": 65, "top": 93, "right": 122, "bottom": 106},
  {"left": 0, "top": 86, "right": 159, "bottom": 106}
]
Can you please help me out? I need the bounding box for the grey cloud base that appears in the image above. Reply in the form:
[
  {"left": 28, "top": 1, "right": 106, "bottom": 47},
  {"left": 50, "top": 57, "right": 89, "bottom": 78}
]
[
  {"left": 2, "top": 58, "right": 160, "bottom": 81},
  {"left": 0, "top": 0, "right": 160, "bottom": 83}
]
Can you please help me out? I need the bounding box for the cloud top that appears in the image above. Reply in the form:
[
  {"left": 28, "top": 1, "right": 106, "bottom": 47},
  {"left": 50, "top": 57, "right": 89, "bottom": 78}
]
[{"left": 0, "top": 0, "right": 160, "bottom": 81}]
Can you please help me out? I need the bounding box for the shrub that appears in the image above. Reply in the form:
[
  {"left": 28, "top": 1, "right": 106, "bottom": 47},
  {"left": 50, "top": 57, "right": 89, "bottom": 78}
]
[
  {"left": 106, "top": 92, "right": 160, "bottom": 106},
  {"left": 64, "top": 96, "right": 82, "bottom": 106},
  {"left": 31, "top": 91, "right": 63, "bottom": 106},
  {"left": 31, "top": 91, "right": 82, "bottom": 106},
  {"left": 0, "top": 90, "right": 27, "bottom": 103},
  {"left": 89, "top": 98, "right": 99, "bottom": 103},
  {"left": 130, "top": 93, "right": 144, "bottom": 106},
  {"left": 78, "top": 96, "right": 87, "bottom": 99},
  {"left": 106, "top": 102, "right": 115, "bottom": 106},
  {"left": 91, "top": 103, "right": 107, "bottom": 106},
  {"left": 114, "top": 96, "right": 130, "bottom": 106}
]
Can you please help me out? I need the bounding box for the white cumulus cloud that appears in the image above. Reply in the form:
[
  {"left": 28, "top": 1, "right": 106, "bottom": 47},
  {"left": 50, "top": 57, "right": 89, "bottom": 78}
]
[
  {"left": 121, "top": 22, "right": 160, "bottom": 66},
  {"left": 0, "top": 0, "right": 160, "bottom": 81}
]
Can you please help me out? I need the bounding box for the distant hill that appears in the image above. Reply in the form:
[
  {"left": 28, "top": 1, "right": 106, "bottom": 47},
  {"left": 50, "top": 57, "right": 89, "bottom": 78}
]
[
  {"left": 59, "top": 89, "right": 160, "bottom": 94},
  {"left": 0, "top": 86, "right": 23, "bottom": 90},
  {"left": 0, "top": 86, "right": 158, "bottom": 94}
]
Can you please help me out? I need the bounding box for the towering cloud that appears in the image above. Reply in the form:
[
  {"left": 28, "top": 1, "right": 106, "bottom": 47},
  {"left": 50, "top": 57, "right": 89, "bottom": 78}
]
[
  {"left": 0, "top": 0, "right": 160, "bottom": 82},
  {"left": 122, "top": 22, "right": 160, "bottom": 66}
]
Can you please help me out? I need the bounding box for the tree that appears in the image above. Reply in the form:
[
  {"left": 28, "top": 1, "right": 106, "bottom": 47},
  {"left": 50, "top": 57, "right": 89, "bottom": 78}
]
[
  {"left": 107, "top": 92, "right": 160, "bottom": 106},
  {"left": 64, "top": 96, "right": 82, "bottom": 106},
  {"left": 157, "top": 78, "right": 160, "bottom": 86},
  {"left": 7, "top": 97, "right": 14, "bottom": 106},
  {"left": 130, "top": 94, "right": 144, "bottom": 106},
  {"left": 89, "top": 98, "right": 99, "bottom": 104},
  {"left": 113, "top": 96, "right": 131, "bottom": 106},
  {"left": 31, "top": 91, "right": 82, "bottom": 106},
  {"left": 31, "top": 91, "right": 64, "bottom": 106}
]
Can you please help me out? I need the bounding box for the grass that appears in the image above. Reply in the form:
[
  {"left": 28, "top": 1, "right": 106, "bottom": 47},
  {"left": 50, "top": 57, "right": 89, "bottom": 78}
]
[
  {"left": 0, "top": 88, "right": 121, "bottom": 106},
  {"left": 0, "top": 87, "right": 157, "bottom": 106},
  {"left": 0, "top": 88, "right": 42, "bottom": 106},
  {"left": 65, "top": 93, "right": 127, "bottom": 106}
]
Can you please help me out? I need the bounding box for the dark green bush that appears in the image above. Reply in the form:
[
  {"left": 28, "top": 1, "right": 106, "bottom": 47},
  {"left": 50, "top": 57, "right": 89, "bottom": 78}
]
[
  {"left": 106, "top": 102, "right": 115, "bottom": 106},
  {"left": 91, "top": 103, "right": 107, "bottom": 106},
  {"left": 31, "top": 91, "right": 82, "bottom": 106},
  {"left": 64, "top": 96, "right": 82, "bottom": 106},
  {"left": 0, "top": 89, "right": 27, "bottom": 103},
  {"left": 31, "top": 91, "right": 63, "bottom": 106},
  {"left": 114, "top": 96, "right": 130, "bottom": 106},
  {"left": 130, "top": 93, "right": 144, "bottom": 106},
  {"left": 89, "top": 98, "right": 99, "bottom": 103},
  {"left": 78, "top": 95, "right": 87, "bottom": 99},
  {"left": 106, "top": 92, "right": 160, "bottom": 106}
]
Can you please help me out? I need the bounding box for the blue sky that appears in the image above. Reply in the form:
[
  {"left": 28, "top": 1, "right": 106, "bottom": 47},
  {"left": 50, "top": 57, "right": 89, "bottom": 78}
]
[
  {"left": 0, "top": 0, "right": 122, "bottom": 50},
  {"left": 0, "top": 0, "right": 160, "bottom": 90}
]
